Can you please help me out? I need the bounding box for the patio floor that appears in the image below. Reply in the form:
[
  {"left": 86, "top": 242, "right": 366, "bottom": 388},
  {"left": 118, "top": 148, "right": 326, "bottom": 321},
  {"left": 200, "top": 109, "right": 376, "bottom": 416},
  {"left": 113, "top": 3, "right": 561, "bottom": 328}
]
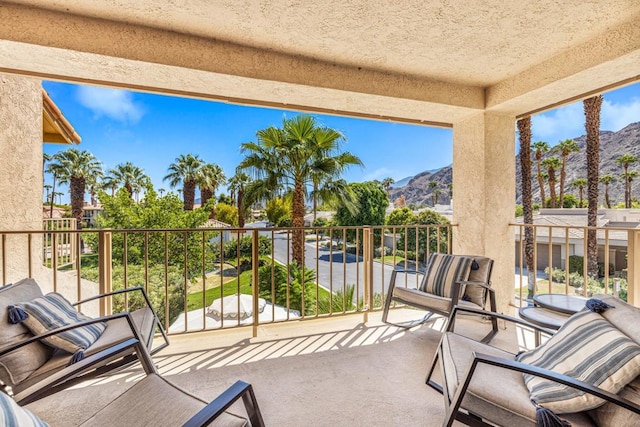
[{"left": 33, "top": 308, "right": 529, "bottom": 426}]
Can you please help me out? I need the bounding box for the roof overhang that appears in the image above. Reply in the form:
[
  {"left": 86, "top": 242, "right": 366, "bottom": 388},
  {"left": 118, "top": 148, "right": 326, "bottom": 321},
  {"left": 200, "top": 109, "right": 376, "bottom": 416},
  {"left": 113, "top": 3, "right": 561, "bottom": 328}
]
[{"left": 42, "top": 89, "right": 81, "bottom": 144}]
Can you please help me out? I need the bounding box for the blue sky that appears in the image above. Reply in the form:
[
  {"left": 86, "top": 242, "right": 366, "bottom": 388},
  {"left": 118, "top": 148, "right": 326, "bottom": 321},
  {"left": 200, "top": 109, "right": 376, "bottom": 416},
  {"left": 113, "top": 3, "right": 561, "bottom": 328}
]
[{"left": 43, "top": 81, "right": 640, "bottom": 202}]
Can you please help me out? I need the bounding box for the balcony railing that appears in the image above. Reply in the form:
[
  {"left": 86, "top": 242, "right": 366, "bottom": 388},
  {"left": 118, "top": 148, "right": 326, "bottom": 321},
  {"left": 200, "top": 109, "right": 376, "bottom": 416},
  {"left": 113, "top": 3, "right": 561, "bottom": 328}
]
[
  {"left": 512, "top": 222, "right": 635, "bottom": 306},
  {"left": 0, "top": 224, "right": 452, "bottom": 336}
]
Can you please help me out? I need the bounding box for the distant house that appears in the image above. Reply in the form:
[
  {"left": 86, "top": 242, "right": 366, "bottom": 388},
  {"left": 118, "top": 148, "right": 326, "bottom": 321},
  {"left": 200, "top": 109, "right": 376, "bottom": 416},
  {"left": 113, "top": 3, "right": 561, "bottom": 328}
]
[
  {"left": 82, "top": 204, "right": 104, "bottom": 227},
  {"left": 513, "top": 209, "right": 637, "bottom": 273},
  {"left": 42, "top": 205, "right": 67, "bottom": 219},
  {"left": 200, "top": 219, "right": 248, "bottom": 242}
]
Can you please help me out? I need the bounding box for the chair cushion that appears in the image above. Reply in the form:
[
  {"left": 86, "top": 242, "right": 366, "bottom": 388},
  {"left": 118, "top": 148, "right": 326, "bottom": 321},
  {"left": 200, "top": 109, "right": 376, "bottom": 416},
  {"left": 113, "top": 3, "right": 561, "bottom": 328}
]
[
  {"left": 594, "top": 293, "right": 640, "bottom": 344},
  {"left": 0, "top": 279, "right": 53, "bottom": 387},
  {"left": 74, "top": 374, "right": 248, "bottom": 426},
  {"left": 440, "top": 332, "right": 596, "bottom": 427},
  {"left": 0, "top": 391, "right": 48, "bottom": 427},
  {"left": 463, "top": 256, "right": 492, "bottom": 307},
  {"left": 392, "top": 286, "right": 481, "bottom": 314},
  {"left": 516, "top": 310, "right": 640, "bottom": 413},
  {"left": 420, "top": 253, "right": 472, "bottom": 297},
  {"left": 587, "top": 376, "right": 640, "bottom": 427},
  {"left": 14, "top": 293, "right": 106, "bottom": 355}
]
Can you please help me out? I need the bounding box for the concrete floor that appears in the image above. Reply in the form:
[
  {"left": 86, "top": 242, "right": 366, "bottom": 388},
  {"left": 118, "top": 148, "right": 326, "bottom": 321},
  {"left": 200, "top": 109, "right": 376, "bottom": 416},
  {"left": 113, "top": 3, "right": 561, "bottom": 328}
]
[{"left": 29, "top": 309, "right": 533, "bottom": 426}]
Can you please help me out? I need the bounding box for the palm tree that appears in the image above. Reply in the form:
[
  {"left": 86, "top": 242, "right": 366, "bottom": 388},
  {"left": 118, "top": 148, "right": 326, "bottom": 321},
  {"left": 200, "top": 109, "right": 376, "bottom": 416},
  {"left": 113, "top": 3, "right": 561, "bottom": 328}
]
[
  {"left": 570, "top": 178, "right": 588, "bottom": 207},
  {"left": 196, "top": 163, "right": 226, "bottom": 210},
  {"left": 381, "top": 177, "right": 394, "bottom": 197},
  {"left": 584, "top": 95, "right": 602, "bottom": 279},
  {"left": 623, "top": 170, "right": 640, "bottom": 207},
  {"left": 555, "top": 139, "right": 580, "bottom": 207},
  {"left": 518, "top": 117, "right": 535, "bottom": 299},
  {"left": 532, "top": 141, "right": 550, "bottom": 204},
  {"left": 158, "top": 188, "right": 166, "bottom": 197},
  {"left": 43, "top": 184, "right": 52, "bottom": 203},
  {"left": 433, "top": 189, "right": 442, "bottom": 205},
  {"left": 239, "top": 115, "right": 363, "bottom": 264},
  {"left": 616, "top": 154, "right": 638, "bottom": 208},
  {"left": 541, "top": 157, "right": 561, "bottom": 208},
  {"left": 164, "top": 154, "right": 204, "bottom": 211},
  {"left": 599, "top": 174, "right": 615, "bottom": 208},
  {"left": 228, "top": 172, "right": 251, "bottom": 227},
  {"left": 428, "top": 181, "right": 438, "bottom": 205},
  {"left": 105, "top": 162, "right": 149, "bottom": 200},
  {"left": 48, "top": 148, "right": 103, "bottom": 228}
]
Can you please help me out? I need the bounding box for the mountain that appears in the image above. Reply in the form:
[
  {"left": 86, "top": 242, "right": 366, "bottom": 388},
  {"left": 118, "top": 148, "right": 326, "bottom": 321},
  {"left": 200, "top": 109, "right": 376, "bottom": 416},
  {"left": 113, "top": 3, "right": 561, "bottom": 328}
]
[{"left": 389, "top": 122, "right": 640, "bottom": 207}]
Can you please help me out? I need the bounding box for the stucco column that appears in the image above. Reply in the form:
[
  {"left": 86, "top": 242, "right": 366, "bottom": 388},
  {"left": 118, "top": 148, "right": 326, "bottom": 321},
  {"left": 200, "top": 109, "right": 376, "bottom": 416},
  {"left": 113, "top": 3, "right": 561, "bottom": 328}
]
[
  {"left": 0, "top": 74, "right": 43, "bottom": 283},
  {"left": 452, "top": 112, "right": 515, "bottom": 313}
]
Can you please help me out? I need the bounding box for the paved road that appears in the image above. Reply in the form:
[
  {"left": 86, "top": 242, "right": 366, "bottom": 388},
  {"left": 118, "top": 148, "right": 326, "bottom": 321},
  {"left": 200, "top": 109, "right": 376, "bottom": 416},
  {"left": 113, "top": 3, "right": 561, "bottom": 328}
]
[{"left": 247, "top": 222, "right": 410, "bottom": 301}]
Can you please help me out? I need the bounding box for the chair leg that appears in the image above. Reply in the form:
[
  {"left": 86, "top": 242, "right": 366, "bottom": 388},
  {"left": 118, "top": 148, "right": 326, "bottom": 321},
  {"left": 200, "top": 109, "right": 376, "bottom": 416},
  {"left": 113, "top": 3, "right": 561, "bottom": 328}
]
[{"left": 425, "top": 349, "right": 443, "bottom": 393}]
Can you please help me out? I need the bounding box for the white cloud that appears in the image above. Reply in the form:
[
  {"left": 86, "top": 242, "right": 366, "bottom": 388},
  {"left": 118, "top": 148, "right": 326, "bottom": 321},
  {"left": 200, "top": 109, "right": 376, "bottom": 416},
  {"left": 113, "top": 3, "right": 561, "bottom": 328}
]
[
  {"left": 601, "top": 97, "right": 640, "bottom": 132},
  {"left": 531, "top": 97, "right": 640, "bottom": 144},
  {"left": 76, "top": 86, "right": 145, "bottom": 123},
  {"left": 363, "top": 167, "right": 393, "bottom": 182}
]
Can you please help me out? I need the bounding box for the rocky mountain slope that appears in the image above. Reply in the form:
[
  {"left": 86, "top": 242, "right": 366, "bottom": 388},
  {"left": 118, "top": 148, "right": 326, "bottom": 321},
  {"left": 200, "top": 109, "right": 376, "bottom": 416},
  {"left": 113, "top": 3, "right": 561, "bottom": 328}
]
[{"left": 389, "top": 122, "right": 640, "bottom": 207}]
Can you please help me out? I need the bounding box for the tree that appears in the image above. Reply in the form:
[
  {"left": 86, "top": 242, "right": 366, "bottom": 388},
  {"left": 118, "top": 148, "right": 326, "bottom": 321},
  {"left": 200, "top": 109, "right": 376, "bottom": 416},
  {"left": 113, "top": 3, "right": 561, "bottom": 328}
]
[
  {"left": 623, "top": 170, "right": 640, "bottom": 206},
  {"left": 105, "top": 162, "right": 149, "bottom": 200},
  {"left": 518, "top": 117, "right": 535, "bottom": 300},
  {"left": 584, "top": 95, "right": 602, "bottom": 279},
  {"left": 399, "top": 210, "right": 450, "bottom": 257},
  {"left": 228, "top": 171, "right": 251, "bottom": 227},
  {"left": 532, "top": 141, "right": 550, "bottom": 203},
  {"left": 265, "top": 198, "right": 291, "bottom": 227},
  {"left": 196, "top": 163, "right": 226, "bottom": 214},
  {"left": 433, "top": 189, "right": 442, "bottom": 205},
  {"left": 239, "top": 115, "right": 362, "bottom": 264},
  {"left": 541, "top": 157, "right": 561, "bottom": 208},
  {"left": 385, "top": 207, "right": 416, "bottom": 226},
  {"left": 334, "top": 182, "right": 388, "bottom": 229},
  {"left": 616, "top": 154, "right": 638, "bottom": 208},
  {"left": 48, "top": 148, "right": 103, "bottom": 228},
  {"left": 599, "top": 174, "right": 615, "bottom": 208},
  {"left": 570, "top": 178, "right": 587, "bottom": 207},
  {"left": 428, "top": 181, "right": 438, "bottom": 206},
  {"left": 555, "top": 139, "right": 580, "bottom": 207},
  {"left": 381, "top": 177, "right": 394, "bottom": 197},
  {"left": 214, "top": 202, "right": 238, "bottom": 227},
  {"left": 164, "top": 154, "right": 204, "bottom": 211}
]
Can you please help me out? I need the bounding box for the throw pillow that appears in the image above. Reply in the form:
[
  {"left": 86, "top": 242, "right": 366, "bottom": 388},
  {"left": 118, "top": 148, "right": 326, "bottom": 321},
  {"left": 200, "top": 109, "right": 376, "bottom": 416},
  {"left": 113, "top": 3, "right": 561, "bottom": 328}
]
[
  {"left": 420, "top": 253, "right": 472, "bottom": 298},
  {"left": 0, "top": 391, "right": 48, "bottom": 426},
  {"left": 0, "top": 278, "right": 53, "bottom": 387},
  {"left": 12, "top": 293, "right": 106, "bottom": 362},
  {"left": 517, "top": 310, "right": 640, "bottom": 413}
]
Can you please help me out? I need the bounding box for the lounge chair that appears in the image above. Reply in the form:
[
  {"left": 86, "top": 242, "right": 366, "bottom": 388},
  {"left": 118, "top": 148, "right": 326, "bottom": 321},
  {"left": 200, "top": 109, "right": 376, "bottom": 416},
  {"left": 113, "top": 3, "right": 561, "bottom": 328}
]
[
  {"left": 428, "top": 294, "right": 640, "bottom": 426},
  {"left": 382, "top": 253, "right": 498, "bottom": 342},
  {"left": 0, "top": 278, "right": 168, "bottom": 404},
  {"left": 6, "top": 338, "right": 264, "bottom": 426}
]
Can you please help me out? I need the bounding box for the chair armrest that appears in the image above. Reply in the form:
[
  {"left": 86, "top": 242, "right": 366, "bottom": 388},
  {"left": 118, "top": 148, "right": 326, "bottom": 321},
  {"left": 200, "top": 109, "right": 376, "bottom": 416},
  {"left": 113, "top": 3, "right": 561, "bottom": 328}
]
[
  {"left": 447, "top": 306, "right": 556, "bottom": 336},
  {"left": 182, "top": 381, "right": 265, "bottom": 427},
  {"left": 470, "top": 352, "right": 640, "bottom": 415},
  {"left": 73, "top": 286, "right": 148, "bottom": 306},
  {"left": 0, "top": 312, "right": 139, "bottom": 359}
]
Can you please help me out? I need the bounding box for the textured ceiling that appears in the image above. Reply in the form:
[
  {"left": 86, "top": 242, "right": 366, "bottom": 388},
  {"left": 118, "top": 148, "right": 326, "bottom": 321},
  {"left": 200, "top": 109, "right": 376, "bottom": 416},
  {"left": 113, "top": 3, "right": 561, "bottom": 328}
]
[{"left": 8, "top": 0, "right": 640, "bottom": 86}]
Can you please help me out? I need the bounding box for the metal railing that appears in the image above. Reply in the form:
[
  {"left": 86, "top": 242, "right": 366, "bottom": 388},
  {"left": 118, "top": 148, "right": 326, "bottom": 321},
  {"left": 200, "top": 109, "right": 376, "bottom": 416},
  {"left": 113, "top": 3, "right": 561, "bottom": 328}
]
[
  {"left": 42, "top": 218, "right": 77, "bottom": 268},
  {"left": 0, "top": 224, "right": 452, "bottom": 336},
  {"left": 512, "top": 222, "right": 634, "bottom": 306}
]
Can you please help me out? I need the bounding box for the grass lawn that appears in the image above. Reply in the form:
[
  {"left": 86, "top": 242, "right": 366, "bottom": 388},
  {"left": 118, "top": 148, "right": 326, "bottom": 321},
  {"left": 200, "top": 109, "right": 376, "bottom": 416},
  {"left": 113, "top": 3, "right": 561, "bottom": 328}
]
[
  {"left": 58, "top": 253, "right": 99, "bottom": 271},
  {"left": 514, "top": 281, "right": 578, "bottom": 297},
  {"left": 376, "top": 255, "right": 411, "bottom": 267}
]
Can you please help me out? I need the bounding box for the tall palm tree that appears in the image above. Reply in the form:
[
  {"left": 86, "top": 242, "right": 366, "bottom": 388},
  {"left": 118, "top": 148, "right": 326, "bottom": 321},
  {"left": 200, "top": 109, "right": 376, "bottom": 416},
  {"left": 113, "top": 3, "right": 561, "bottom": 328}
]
[
  {"left": 228, "top": 172, "right": 251, "bottom": 227},
  {"left": 541, "top": 157, "right": 561, "bottom": 208},
  {"left": 623, "top": 170, "right": 640, "bottom": 207},
  {"left": 570, "top": 178, "right": 588, "bottom": 207},
  {"left": 532, "top": 141, "right": 550, "bottom": 204},
  {"left": 105, "top": 162, "right": 150, "bottom": 200},
  {"left": 599, "top": 174, "right": 615, "bottom": 208},
  {"left": 517, "top": 117, "right": 535, "bottom": 300},
  {"left": 239, "top": 115, "right": 362, "bottom": 264},
  {"left": 48, "top": 148, "right": 103, "bottom": 228},
  {"left": 164, "top": 154, "right": 204, "bottom": 211},
  {"left": 616, "top": 154, "right": 638, "bottom": 208},
  {"left": 428, "top": 181, "right": 438, "bottom": 206},
  {"left": 584, "top": 95, "right": 602, "bottom": 279},
  {"left": 196, "top": 163, "right": 226, "bottom": 209},
  {"left": 433, "top": 189, "right": 442, "bottom": 205},
  {"left": 555, "top": 139, "right": 580, "bottom": 207}
]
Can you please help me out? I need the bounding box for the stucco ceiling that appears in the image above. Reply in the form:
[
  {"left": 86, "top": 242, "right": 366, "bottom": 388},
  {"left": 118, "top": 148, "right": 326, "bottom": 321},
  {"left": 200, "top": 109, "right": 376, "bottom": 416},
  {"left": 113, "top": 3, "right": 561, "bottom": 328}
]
[
  {"left": 8, "top": 0, "right": 640, "bottom": 87},
  {"left": 1, "top": 1, "right": 639, "bottom": 124}
]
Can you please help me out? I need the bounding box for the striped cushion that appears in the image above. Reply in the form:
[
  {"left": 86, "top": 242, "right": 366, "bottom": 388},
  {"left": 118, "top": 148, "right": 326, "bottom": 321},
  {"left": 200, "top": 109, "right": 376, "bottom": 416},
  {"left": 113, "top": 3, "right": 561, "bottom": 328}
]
[
  {"left": 15, "top": 293, "right": 106, "bottom": 355},
  {"left": 516, "top": 310, "right": 640, "bottom": 413},
  {"left": 420, "top": 254, "right": 472, "bottom": 298},
  {"left": 0, "top": 391, "right": 48, "bottom": 426}
]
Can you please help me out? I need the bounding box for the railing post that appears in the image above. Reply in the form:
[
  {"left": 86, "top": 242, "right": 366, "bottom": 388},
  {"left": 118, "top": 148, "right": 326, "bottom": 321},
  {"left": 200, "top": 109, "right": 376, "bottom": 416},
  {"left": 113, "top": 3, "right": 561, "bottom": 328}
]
[
  {"left": 362, "top": 226, "right": 374, "bottom": 323},
  {"left": 252, "top": 229, "right": 260, "bottom": 338},
  {"left": 627, "top": 230, "right": 640, "bottom": 307},
  {"left": 98, "top": 230, "right": 113, "bottom": 316}
]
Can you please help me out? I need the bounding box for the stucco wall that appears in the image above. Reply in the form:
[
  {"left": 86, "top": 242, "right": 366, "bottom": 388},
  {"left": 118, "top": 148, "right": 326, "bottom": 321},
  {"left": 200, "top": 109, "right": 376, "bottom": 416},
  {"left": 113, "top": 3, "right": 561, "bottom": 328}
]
[{"left": 0, "top": 74, "right": 43, "bottom": 284}]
